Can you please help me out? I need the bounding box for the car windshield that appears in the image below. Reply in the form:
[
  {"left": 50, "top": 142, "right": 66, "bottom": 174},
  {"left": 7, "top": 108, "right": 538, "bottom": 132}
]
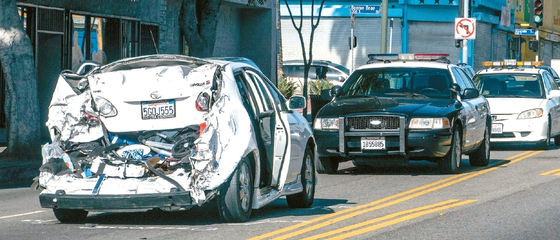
[
  {"left": 339, "top": 67, "right": 452, "bottom": 98},
  {"left": 474, "top": 73, "right": 545, "bottom": 99}
]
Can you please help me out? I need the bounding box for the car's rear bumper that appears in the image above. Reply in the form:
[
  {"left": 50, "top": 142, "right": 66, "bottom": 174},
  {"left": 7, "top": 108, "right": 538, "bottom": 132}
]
[{"left": 39, "top": 191, "right": 192, "bottom": 211}]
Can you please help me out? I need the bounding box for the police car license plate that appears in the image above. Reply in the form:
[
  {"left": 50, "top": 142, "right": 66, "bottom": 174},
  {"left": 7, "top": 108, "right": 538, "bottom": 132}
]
[
  {"left": 491, "top": 123, "right": 502, "bottom": 134},
  {"left": 141, "top": 100, "right": 176, "bottom": 120},
  {"left": 361, "top": 137, "right": 385, "bottom": 150}
]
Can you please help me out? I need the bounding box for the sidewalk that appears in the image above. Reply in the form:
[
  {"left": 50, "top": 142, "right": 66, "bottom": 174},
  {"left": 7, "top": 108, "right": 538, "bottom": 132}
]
[{"left": 0, "top": 147, "right": 41, "bottom": 186}]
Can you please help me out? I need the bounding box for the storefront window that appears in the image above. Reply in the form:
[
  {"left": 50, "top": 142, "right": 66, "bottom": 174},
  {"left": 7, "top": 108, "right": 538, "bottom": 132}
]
[{"left": 72, "top": 15, "right": 107, "bottom": 71}]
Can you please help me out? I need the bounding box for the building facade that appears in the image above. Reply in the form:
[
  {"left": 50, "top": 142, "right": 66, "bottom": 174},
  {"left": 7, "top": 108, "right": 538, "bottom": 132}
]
[
  {"left": 281, "top": 0, "right": 560, "bottom": 73},
  {"left": 1, "top": 0, "right": 278, "bottom": 139}
]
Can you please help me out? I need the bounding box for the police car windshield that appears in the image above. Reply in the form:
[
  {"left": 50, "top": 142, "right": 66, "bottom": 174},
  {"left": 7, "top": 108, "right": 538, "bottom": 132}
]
[
  {"left": 473, "top": 73, "right": 545, "bottom": 99},
  {"left": 339, "top": 68, "right": 452, "bottom": 98}
]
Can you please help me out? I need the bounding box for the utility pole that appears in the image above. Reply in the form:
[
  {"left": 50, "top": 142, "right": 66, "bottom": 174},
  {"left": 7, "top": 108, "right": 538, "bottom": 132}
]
[
  {"left": 461, "top": 0, "right": 469, "bottom": 64},
  {"left": 380, "top": 0, "right": 388, "bottom": 53}
]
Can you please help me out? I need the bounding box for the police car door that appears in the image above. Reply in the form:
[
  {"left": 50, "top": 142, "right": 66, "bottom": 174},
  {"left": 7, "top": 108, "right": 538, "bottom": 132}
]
[
  {"left": 452, "top": 67, "right": 484, "bottom": 150},
  {"left": 243, "top": 69, "right": 291, "bottom": 188}
]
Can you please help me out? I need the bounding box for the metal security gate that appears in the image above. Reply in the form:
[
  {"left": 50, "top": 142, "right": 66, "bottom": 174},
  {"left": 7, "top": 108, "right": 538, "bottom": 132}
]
[
  {"left": 408, "top": 21, "right": 458, "bottom": 63},
  {"left": 281, "top": 17, "right": 402, "bottom": 71}
]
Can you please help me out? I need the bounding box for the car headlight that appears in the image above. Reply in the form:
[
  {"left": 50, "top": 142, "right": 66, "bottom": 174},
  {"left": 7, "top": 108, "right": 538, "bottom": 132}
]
[
  {"left": 314, "top": 117, "right": 339, "bottom": 130},
  {"left": 518, "top": 108, "right": 543, "bottom": 119},
  {"left": 409, "top": 117, "right": 450, "bottom": 129},
  {"left": 94, "top": 97, "right": 117, "bottom": 117}
]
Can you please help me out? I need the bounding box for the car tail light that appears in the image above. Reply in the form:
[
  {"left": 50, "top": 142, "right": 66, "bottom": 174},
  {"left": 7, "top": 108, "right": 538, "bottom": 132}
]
[
  {"left": 196, "top": 92, "right": 211, "bottom": 111},
  {"left": 94, "top": 97, "right": 117, "bottom": 117}
]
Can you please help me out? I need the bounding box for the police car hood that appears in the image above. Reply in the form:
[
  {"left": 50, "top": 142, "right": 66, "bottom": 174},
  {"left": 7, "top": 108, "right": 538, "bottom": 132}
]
[
  {"left": 318, "top": 96, "right": 454, "bottom": 117},
  {"left": 486, "top": 97, "right": 546, "bottom": 114}
]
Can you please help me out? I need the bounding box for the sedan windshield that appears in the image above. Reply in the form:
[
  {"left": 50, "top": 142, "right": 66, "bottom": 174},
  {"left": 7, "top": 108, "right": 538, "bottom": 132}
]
[
  {"left": 339, "top": 68, "right": 452, "bottom": 98},
  {"left": 474, "top": 73, "right": 545, "bottom": 99}
]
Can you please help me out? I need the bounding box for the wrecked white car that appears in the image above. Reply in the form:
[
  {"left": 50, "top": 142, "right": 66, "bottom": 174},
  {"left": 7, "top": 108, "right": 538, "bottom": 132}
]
[{"left": 37, "top": 55, "right": 316, "bottom": 223}]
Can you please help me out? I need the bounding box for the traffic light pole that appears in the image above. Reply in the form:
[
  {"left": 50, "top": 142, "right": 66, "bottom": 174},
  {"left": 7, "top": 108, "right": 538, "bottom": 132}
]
[
  {"left": 535, "top": 29, "right": 539, "bottom": 62},
  {"left": 461, "top": 0, "right": 469, "bottom": 64}
]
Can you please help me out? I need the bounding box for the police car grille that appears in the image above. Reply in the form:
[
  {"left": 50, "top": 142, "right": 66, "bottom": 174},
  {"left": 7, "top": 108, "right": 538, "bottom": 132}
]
[{"left": 347, "top": 116, "right": 400, "bottom": 130}]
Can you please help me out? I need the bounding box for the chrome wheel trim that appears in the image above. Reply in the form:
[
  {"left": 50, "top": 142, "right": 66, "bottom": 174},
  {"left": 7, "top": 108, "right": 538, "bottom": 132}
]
[
  {"left": 238, "top": 163, "right": 251, "bottom": 212},
  {"left": 304, "top": 154, "right": 314, "bottom": 197}
]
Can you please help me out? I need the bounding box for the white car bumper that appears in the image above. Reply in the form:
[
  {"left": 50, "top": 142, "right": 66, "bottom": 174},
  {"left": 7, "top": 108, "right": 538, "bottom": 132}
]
[{"left": 490, "top": 115, "right": 548, "bottom": 143}]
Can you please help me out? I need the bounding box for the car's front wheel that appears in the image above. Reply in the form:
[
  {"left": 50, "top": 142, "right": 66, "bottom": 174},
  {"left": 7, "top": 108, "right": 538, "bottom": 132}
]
[
  {"left": 537, "top": 119, "right": 551, "bottom": 150},
  {"left": 469, "top": 126, "right": 490, "bottom": 166},
  {"left": 316, "top": 157, "right": 339, "bottom": 174},
  {"left": 217, "top": 157, "right": 253, "bottom": 223},
  {"left": 439, "top": 127, "right": 462, "bottom": 174},
  {"left": 287, "top": 145, "right": 315, "bottom": 208},
  {"left": 554, "top": 134, "right": 560, "bottom": 146},
  {"left": 53, "top": 208, "right": 88, "bottom": 223}
]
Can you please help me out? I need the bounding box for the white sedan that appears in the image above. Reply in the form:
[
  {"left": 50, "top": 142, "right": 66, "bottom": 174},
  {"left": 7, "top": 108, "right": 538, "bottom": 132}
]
[
  {"left": 474, "top": 61, "right": 560, "bottom": 149},
  {"left": 37, "top": 55, "right": 316, "bottom": 223}
]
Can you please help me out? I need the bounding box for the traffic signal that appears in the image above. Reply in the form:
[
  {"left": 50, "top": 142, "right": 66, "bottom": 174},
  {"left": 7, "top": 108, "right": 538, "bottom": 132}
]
[
  {"left": 534, "top": 0, "right": 543, "bottom": 27},
  {"left": 348, "top": 35, "right": 357, "bottom": 49},
  {"left": 529, "top": 40, "right": 539, "bottom": 51}
]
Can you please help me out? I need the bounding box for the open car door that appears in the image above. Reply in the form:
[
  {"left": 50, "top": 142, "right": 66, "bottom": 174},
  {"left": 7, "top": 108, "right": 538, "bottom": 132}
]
[{"left": 235, "top": 69, "right": 291, "bottom": 189}]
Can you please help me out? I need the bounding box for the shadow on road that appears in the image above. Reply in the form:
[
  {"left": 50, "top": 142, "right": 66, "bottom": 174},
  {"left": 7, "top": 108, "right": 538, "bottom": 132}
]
[{"left": 75, "top": 197, "right": 349, "bottom": 225}]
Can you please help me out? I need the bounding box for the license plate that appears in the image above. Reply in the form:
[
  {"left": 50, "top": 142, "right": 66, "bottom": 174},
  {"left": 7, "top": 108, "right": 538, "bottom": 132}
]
[
  {"left": 491, "top": 123, "right": 503, "bottom": 134},
  {"left": 361, "top": 137, "right": 385, "bottom": 150},
  {"left": 141, "top": 100, "right": 176, "bottom": 120}
]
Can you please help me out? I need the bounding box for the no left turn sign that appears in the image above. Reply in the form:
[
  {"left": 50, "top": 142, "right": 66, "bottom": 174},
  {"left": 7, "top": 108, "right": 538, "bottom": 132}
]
[{"left": 455, "top": 18, "right": 476, "bottom": 40}]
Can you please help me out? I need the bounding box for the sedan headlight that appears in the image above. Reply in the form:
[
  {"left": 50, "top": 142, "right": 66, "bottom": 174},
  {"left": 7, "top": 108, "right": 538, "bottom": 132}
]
[
  {"left": 314, "top": 117, "right": 339, "bottom": 130},
  {"left": 94, "top": 97, "right": 117, "bottom": 117},
  {"left": 518, "top": 108, "right": 543, "bottom": 119},
  {"left": 409, "top": 117, "right": 450, "bottom": 129}
]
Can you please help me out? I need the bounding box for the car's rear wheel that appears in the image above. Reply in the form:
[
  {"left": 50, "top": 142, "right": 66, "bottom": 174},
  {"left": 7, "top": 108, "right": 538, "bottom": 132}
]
[
  {"left": 439, "top": 127, "right": 462, "bottom": 174},
  {"left": 316, "top": 157, "right": 339, "bottom": 174},
  {"left": 469, "top": 126, "right": 490, "bottom": 166},
  {"left": 53, "top": 208, "right": 88, "bottom": 223},
  {"left": 287, "top": 145, "right": 315, "bottom": 208},
  {"left": 217, "top": 157, "right": 253, "bottom": 223}
]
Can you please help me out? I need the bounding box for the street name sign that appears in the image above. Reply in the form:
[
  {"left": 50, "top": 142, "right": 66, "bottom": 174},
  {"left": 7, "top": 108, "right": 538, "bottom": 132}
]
[
  {"left": 350, "top": 5, "right": 380, "bottom": 14},
  {"left": 514, "top": 29, "right": 536, "bottom": 36}
]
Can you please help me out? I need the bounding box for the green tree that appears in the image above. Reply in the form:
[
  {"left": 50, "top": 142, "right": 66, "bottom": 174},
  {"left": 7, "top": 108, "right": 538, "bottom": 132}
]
[{"left": 0, "top": 0, "right": 42, "bottom": 160}]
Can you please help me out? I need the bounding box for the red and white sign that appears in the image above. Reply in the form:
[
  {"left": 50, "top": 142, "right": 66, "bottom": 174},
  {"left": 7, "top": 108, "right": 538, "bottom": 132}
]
[{"left": 455, "top": 18, "right": 476, "bottom": 40}]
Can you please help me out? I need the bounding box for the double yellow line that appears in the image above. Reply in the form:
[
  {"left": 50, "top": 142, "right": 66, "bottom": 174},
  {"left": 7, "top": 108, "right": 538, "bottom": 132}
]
[
  {"left": 540, "top": 168, "right": 560, "bottom": 176},
  {"left": 250, "top": 150, "right": 541, "bottom": 240}
]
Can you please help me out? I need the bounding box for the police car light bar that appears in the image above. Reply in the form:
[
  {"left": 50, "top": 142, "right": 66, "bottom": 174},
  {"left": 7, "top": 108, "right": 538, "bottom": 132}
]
[
  {"left": 368, "top": 53, "right": 449, "bottom": 62},
  {"left": 413, "top": 53, "right": 450, "bottom": 60},
  {"left": 482, "top": 60, "right": 544, "bottom": 68}
]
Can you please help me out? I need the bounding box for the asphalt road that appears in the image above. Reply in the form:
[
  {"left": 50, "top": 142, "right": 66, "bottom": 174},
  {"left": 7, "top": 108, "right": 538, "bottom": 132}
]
[{"left": 1, "top": 142, "right": 559, "bottom": 240}]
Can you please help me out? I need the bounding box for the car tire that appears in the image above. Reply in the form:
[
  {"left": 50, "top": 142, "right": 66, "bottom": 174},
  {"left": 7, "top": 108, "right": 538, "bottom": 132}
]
[
  {"left": 286, "top": 145, "right": 315, "bottom": 208},
  {"left": 439, "top": 127, "right": 462, "bottom": 174},
  {"left": 554, "top": 135, "right": 560, "bottom": 146},
  {"left": 316, "top": 157, "right": 339, "bottom": 174},
  {"left": 469, "top": 126, "right": 490, "bottom": 167},
  {"left": 53, "top": 208, "right": 88, "bottom": 223},
  {"left": 217, "top": 157, "right": 253, "bottom": 223},
  {"left": 537, "top": 119, "right": 551, "bottom": 150}
]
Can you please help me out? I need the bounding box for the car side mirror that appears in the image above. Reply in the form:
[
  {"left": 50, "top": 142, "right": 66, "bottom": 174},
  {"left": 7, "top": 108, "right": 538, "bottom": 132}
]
[
  {"left": 449, "top": 83, "right": 461, "bottom": 93},
  {"left": 548, "top": 89, "right": 560, "bottom": 98},
  {"left": 322, "top": 86, "right": 342, "bottom": 100},
  {"left": 462, "top": 88, "right": 480, "bottom": 99},
  {"left": 288, "top": 95, "right": 306, "bottom": 110}
]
